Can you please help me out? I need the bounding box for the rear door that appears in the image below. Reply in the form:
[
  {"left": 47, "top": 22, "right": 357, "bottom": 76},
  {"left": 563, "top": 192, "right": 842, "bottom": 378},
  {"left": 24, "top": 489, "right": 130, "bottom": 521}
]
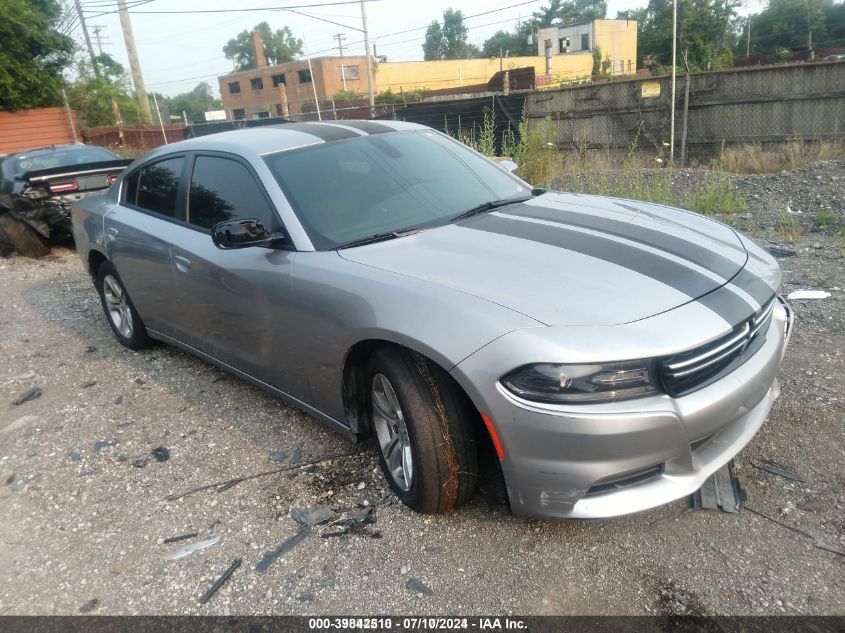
[
  {"left": 163, "top": 153, "right": 307, "bottom": 400},
  {"left": 104, "top": 155, "right": 187, "bottom": 337}
]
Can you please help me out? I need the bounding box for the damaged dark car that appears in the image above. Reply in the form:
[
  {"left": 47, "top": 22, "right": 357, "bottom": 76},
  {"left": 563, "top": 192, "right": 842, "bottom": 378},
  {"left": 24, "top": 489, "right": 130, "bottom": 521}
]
[{"left": 0, "top": 144, "right": 131, "bottom": 257}]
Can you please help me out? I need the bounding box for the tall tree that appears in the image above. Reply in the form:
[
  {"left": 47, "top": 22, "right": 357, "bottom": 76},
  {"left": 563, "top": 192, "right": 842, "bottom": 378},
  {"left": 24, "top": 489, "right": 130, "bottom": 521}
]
[
  {"left": 223, "top": 22, "right": 303, "bottom": 70},
  {"left": 422, "top": 9, "right": 480, "bottom": 60},
  {"left": 556, "top": 0, "right": 608, "bottom": 23},
  {"left": 65, "top": 54, "right": 141, "bottom": 128},
  {"left": 629, "top": 0, "right": 740, "bottom": 71},
  {"left": 0, "top": 0, "right": 74, "bottom": 110},
  {"left": 168, "top": 82, "right": 223, "bottom": 122},
  {"left": 743, "top": 0, "right": 833, "bottom": 56}
]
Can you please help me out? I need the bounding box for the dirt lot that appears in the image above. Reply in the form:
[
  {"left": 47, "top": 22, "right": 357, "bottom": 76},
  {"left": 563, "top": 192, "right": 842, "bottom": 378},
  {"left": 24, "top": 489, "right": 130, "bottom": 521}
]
[{"left": 1, "top": 164, "right": 844, "bottom": 616}]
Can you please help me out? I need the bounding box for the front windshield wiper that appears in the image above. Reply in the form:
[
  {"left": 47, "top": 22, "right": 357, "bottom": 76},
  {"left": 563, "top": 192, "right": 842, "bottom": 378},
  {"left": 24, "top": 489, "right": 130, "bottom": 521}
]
[
  {"left": 449, "top": 195, "right": 534, "bottom": 223},
  {"left": 333, "top": 227, "right": 429, "bottom": 250}
]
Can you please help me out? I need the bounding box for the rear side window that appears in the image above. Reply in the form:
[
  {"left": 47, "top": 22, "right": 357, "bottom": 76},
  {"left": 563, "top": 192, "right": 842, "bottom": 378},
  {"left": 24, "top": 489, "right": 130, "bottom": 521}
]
[
  {"left": 187, "top": 156, "right": 276, "bottom": 230},
  {"left": 135, "top": 157, "right": 184, "bottom": 218},
  {"left": 122, "top": 169, "right": 140, "bottom": 205}
]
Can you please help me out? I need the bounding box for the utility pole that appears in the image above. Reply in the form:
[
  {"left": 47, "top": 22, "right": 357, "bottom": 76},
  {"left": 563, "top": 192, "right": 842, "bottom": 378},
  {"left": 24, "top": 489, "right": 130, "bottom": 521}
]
[
  {"left": 746, "top": 15, "right": 751, "bottom": 58},
  {"left": 334, "top": 32, "right": 346, "bottom": 56},
  {"left": 117, "top": 0, "right": 152, "bottom": 123},
  {"left": 669, "top": 0, "right": 677, "bottom": 164},
  {"left": 92, "top": 26, "right": 105, "bottom": 55},
  {"left": 74, "top": 0, "right": 99, "bottom": 77},
  {"left": 360, "top": 1, "right": 376, "bottom": 112}
]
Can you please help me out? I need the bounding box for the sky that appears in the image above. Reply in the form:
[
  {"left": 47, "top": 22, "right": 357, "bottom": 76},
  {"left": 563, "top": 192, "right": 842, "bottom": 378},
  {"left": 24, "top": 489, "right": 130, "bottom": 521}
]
[{"left": 70, "top": 0, "right": 761, "bottom": 97}]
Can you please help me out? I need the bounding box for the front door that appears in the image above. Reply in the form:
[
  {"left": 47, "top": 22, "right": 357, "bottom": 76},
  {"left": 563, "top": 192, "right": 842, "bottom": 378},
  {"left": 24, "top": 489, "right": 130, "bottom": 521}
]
[{"left": 163, "top": 153, "right": 309, "bottom": 402}]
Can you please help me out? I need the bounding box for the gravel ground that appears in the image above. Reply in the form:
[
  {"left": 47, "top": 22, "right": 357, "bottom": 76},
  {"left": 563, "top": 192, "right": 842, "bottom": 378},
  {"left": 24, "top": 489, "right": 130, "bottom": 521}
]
[{"left": 1, "top": 163, "right": 844, "bottom": 616}]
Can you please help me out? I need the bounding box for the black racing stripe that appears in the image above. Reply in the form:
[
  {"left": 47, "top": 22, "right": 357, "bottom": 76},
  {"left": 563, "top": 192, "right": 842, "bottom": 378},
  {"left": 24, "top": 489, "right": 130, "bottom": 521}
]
[
  {"left": 697, "top": 285, "right": 756, "bottom": 326},
  {"left": 466, "top": 214, "right": 719, "bottom": 298},
  {"left": 512, "top": 204, "right": 741, "bottom": 280},
  {"left": 731, "top": 268, "right": 776, "bottom": 306},
  {"left": 274, "top": 122, "right": 360, "bottom": 141},
  {"left": 333, "top": 120, "right": 395, "bottom": 134}
]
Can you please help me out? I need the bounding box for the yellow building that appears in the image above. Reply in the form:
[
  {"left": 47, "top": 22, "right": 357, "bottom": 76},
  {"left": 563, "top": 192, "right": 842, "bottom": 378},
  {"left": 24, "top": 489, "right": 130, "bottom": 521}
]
[{"left": 536, "top": 19, "right": 638, "bottom": 77}]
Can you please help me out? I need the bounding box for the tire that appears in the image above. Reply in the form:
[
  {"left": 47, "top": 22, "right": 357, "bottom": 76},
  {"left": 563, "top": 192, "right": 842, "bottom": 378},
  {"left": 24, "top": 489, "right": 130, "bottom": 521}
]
[
  {"left": 95, "top": 261, "right": 151, "bottom": 350},
  {"left": 368, "top": 347, "right": 478, "bottom": 513}
]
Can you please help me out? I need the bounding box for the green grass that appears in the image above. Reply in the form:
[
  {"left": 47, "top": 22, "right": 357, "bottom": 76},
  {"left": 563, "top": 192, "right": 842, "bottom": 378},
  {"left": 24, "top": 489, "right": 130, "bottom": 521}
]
[
  {"left": 685, "top": 178, "right": 747, "bottom": 215},
  {"left": 816, "top": 207, "right": 838, "bottom": 230}
]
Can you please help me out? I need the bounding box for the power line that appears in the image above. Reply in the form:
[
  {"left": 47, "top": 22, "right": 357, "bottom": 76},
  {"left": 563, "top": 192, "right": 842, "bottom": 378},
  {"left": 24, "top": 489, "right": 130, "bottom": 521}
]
[{"left": 87, "top": 0, "right": 384, "bottom": 16}]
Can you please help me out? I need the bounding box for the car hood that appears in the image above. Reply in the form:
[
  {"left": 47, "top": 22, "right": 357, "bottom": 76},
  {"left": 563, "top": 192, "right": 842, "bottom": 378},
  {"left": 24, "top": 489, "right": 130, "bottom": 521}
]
[{"left": 339, "top": 192, "right": 754, "bottom": 326}]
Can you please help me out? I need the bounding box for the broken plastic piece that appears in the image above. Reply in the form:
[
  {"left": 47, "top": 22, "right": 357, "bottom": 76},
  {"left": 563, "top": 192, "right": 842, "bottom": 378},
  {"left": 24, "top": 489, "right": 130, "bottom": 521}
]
[
  {"left": 152, "top": 446, "right": 170, "bottom": 462},
  {"left": 691, "top": 462, "right": 744, "bottom": 513},
  {"left": 12, "top": 387, "right": 41, "bottom": 406},
  {"left": 767, "top": 247, "right": 796, "bottom": 258},
  {"left": 163, "top": 532, "right": 199, "bottom": 544},
  {"left": 164, "top": 535, "right": 221, "bottom": 560},
  {"left": 255, "top": 527, "right": 310, "bottom": 573},
  {"left": 754, "top": 459, "right": 808, "bottom": 483},
  {"left": 406, "top": 578, "right": 433, "bottom": 596},
  {"left": 786, "top": 290, "right": 830, "bottom": 300},
  {"left": 291, "top": 505, "right": 334, "bottom": 527},
  {"left": 199, "top": 558, "right": 241, "bottom": 605}
]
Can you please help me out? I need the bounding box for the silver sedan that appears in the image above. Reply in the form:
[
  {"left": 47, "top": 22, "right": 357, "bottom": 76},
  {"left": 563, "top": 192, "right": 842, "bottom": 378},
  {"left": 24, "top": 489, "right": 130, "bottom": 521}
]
[{"left": 71, "top": 121, "right": 793, "bottom": 520}]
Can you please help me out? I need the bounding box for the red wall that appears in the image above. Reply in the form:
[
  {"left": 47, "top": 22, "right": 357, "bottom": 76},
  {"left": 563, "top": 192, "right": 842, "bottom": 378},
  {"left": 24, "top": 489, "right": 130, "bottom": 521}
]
[{"left": 0, "top": 107, "right": 79, "bottom": 155}]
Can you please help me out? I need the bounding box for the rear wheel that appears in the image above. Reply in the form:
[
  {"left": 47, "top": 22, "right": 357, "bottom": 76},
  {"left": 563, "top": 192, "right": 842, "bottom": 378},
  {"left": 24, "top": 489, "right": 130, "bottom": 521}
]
[
  {"left": 368, "top": 347, "right": 478, "bottom": 513},
  {"left": 95, "top": 262, "right": 151, "bottom": 350}
]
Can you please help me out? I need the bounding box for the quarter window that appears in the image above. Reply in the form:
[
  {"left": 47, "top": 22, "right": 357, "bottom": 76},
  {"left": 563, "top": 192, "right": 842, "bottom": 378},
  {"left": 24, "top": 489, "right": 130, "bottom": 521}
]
[
  {"left": 187, "top": 156, "right": 276, "bottom": 231},
  {"left": 134, "top": 157, "right": 184, "bottom": 218}
]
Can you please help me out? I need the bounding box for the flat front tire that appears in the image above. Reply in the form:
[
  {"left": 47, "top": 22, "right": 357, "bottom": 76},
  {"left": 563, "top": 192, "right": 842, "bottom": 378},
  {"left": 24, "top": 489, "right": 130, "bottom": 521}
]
[
  {"left": 368, "top": 347, "right": 478, "bottom": 514},
  {"left": 95, "top": 261, "right": 150, "bottom": 350}
]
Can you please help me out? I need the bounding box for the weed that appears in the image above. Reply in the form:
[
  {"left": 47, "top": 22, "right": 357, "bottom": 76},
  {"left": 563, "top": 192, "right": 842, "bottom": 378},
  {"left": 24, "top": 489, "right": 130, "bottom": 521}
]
[
  {"left": 686, "top": 178, "right": 747, "bottom": 215},
  {"left": 778, "top": 213, "right": 802, "bottom": 242},
  {"left": 710, "top": 140, "right": 845, "bottom": 174},
  {"left": 816, "top": 207, "right": 838, "bottom": 230}
]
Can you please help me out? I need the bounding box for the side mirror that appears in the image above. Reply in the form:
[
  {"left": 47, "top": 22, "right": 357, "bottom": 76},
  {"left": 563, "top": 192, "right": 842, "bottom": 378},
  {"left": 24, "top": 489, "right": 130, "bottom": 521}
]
[
  {"left": 498, "top": 160, "right": 519, "bottom": 173},
  {"left": 211, "top": 218, "right": 280, "bottom": 249}
]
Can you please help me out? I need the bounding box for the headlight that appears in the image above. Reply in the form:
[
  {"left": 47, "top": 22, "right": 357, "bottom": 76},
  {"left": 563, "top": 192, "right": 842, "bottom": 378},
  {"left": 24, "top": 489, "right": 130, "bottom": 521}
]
[{"left": 500, "top": 360, "right": 657, "bottom": 404}]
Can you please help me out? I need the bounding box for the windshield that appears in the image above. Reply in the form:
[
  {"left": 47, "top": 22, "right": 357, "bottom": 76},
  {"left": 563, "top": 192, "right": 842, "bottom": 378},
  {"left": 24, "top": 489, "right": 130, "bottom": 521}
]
[
  {"left": 263, "top": 130, "right": 528, "bottom": 250},
  {"left": 11, "top": 147, "right": 119, "bottom": 175}
]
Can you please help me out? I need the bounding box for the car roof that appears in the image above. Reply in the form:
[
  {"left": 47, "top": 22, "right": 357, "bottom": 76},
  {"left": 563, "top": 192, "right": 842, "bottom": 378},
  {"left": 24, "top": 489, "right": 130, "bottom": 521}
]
[{"left": 143, "top": 120, "right": 429, "bottom": 161}]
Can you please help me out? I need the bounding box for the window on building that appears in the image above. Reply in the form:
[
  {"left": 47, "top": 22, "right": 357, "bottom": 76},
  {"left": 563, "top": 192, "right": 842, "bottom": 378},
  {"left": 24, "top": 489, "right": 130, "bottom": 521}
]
[
  {"left": 254, "top": 110, "right": 270, "bottom": 119},
  {"left": 250, "top": 77, "right": 264, "bottom": 91},
  {"left": 134, "top": 157, "right": 185, "bottom": 219},
  {"left": 275, "top": 104, "right": 283, "bottom": 116},
  {"left": 188, "top": 156, "right": 277, "bottom": 231},
  {"left": 228, "top": 81, "right": 241, "bottom": 95},
  {"left": 559, "top": 37, "right": 570, "bottom": 54},
  {"left": 581, "top": 34, "right": 590, "bottom": 51},
  {"left": 298, "top": 69, "right": 312, "bottom": 84},
  {"left": 341, "top": 65, "right": 360, "bottom": 80},
  {"left": 271, "top": 74, "right": 286, "bottom": 87},
  {"left": 232, "top": 108, "right": 245, "bottom": 120}
]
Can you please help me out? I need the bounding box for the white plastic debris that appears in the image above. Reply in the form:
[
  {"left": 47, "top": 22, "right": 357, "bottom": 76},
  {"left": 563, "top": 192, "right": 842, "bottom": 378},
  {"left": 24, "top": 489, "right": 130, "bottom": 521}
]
[
  {"left": 164, "top": 535, "right": 221, "bottom": 560},
  {"left": 787, "top": 290, "right": 831, "bottom": 300}
]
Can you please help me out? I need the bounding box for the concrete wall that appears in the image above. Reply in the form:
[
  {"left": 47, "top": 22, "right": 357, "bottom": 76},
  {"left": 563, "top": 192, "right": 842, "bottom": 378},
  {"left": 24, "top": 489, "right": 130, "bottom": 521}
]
[
  {"left": 0, "top": 107, "right": 79, "bottom": 155},
  {"left": 525, "top": 60, "right": 845, "bottom": 158}
]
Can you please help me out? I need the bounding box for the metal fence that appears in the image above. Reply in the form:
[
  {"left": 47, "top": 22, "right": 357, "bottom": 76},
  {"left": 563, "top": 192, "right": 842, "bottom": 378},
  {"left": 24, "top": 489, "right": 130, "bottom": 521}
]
[{"left": 525, "top": 60, "right": 845, "bottom": 161}]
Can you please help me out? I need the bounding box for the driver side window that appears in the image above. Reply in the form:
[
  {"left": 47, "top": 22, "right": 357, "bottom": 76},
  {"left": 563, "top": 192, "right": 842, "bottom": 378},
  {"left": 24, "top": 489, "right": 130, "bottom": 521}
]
[{"left": 187, "top": 156, "right": 277, "bottom": 231}]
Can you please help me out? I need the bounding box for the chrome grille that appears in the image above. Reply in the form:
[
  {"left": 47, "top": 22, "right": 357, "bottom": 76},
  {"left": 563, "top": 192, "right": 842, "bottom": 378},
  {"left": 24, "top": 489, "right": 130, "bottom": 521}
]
[{"left": 660, "top": 296, "right": 775, "bottom": 396}]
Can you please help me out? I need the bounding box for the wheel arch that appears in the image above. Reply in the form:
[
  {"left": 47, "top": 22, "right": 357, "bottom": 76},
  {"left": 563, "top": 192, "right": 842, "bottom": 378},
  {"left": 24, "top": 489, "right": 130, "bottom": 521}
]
[{"left": 87, "top": 248, "right": 109, "bottom": 277}]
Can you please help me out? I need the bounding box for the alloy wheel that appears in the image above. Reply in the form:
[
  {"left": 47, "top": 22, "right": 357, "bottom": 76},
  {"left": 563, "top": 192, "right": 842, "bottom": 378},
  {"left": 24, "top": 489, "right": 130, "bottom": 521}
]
[
  {"left": 371, "top": 373, "right": 414, "bottom": 491},
  {"left": 102, "top": 274, "right": 134, "bottom": 339}
]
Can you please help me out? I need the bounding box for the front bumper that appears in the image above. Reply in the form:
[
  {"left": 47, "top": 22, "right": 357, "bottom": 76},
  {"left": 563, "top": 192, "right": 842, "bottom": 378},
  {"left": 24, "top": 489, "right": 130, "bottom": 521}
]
[{"left": 452, "top": 298, "right": 794, "bottom": 520}]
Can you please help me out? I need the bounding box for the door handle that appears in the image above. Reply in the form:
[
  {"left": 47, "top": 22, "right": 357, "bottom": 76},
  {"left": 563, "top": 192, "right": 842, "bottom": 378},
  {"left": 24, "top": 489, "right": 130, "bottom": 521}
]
[
  {"left": 174, "top": 255, "right": 192, "bottom": 272},
  {"left": 106, "top": 227, "right": 119, "bottom": 239}
]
